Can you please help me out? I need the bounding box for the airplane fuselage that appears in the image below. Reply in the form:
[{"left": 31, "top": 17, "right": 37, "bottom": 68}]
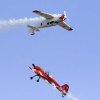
[
  {"left": 35, "top": 15, "right": 63, "bottom": 29},
  {"left": 32, "top": 66, "right": 68, "bottom": 96}
]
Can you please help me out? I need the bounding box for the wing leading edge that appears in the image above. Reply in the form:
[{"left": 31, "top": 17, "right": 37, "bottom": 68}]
[
  {"left": 58, "top": 21, "right": 73, "bottom": 31},
  {"left": 33, "top": 10, "right": 54, "bottom": 19}
]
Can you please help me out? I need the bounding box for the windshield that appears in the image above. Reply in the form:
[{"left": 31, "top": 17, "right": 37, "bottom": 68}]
[
  {"left": 46, "top": 71, "right": 50, "bottom": 75},
  {"left": 46, "top": 71, "right": 54, "bottom": 78}
]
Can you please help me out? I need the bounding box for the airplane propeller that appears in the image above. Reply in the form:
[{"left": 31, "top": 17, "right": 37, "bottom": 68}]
[
  {"left": 32, "top": 64, "right": 35, "bottom": 68},
  {"left": 64, "top": 11, "right": 69, "bottom": 21},
  {"left": 64, "top": 11, "right": 67, "bottom": 18},
  {"left": 28, "top": 64, "right": 36, "bottom": 71}
]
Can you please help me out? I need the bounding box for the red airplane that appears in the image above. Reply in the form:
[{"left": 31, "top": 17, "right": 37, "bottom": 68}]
[{"left": 29, "top": 64, "right": 69, "bottom": 97}]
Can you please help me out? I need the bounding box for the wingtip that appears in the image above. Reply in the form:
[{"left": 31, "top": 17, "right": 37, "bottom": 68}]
[
  {"left": 68, "top": 27, "right": 73, "bottom": 31},
  {"left": 32, "top": 10, "right": 40, "bottom": 13}
]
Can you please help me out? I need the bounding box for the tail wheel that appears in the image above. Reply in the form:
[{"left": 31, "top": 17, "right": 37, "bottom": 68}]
[{"left": 37, "top": 80, "right": 39, "bottom": 82}]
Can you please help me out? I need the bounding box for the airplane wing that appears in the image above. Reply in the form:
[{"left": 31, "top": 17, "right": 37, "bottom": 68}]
[
  {"left": 58, "top": 21, "right": 73, "bottom": 31},
  {"left": 33, "top": 10, "right": 54, "bottom": 19}
]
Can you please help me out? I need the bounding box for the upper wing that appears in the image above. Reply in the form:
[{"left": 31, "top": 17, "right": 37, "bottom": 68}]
[
  {"left": 58, "top": 21, "right": 73, "bottom": 31},
  {"left": 33, "top": 10, "right": 54, "bottom": 19}
]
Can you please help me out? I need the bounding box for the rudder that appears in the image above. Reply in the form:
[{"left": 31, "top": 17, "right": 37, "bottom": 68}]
[{"left": 61, "top": 84, "right": 69, "bottom": 93}]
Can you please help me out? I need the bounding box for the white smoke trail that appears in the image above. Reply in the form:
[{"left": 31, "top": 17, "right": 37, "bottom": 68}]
[
  {"left": 0, "top": 14, "right": 62, "bottom": 31},
  {"left": 0, "top": 17, "right": 44, "bottom": 30},
  {"left": 66, "top": 93, "right": 80, "bottom": 100}
]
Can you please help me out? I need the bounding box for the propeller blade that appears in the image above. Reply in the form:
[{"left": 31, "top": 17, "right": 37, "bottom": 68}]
[
  {"left": 32, "top": 64, "right": 35, "bottom": 68},
  {"left": 64, "top": 11, "right": 67, "bottom": 18},
  {"left": 64, "top": 11, "right": 70, "bottom": 21},
  {"left": 29, "top": 66, "right": 32, "bottom": 70}
]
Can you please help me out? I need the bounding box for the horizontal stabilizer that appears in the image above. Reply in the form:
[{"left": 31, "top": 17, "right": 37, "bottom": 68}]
[{"left": 27, "top": 25, "right": 36, "bottom": 29}]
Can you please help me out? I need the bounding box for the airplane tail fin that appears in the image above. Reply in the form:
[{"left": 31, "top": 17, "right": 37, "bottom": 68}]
[
  {"left": 61, "top": 84, "right": 69, "bottom": 94},
  {"left": 27, "top": 25, "right": 40, "bottom": 35},
  {"left": 27, "top": 25, "right": 35, "bottom": 35}
]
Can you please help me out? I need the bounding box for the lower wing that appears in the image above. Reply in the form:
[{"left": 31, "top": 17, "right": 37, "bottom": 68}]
[{"left": 58, "top": 21, "right": 73, "bottom": 31}]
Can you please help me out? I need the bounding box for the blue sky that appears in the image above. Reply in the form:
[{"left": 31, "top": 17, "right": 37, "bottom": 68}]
[{"left": 0, "top": 0, "right": 100, "bottom": 100}]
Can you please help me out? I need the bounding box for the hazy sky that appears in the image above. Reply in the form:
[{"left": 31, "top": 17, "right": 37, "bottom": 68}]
[{"left": 0, "top": 0, "right": 100, "bottom": 100}]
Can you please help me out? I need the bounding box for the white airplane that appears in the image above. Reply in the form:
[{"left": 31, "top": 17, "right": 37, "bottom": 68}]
[{"left": 27, "top": 10, "right": 73, "bottom": 35}]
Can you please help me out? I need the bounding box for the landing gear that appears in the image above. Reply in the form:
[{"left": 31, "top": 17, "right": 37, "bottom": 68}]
[
  {"left": 30, "top": 77, "right": 33, "bottom": 79},
  {"left": 30, "top": 75, "right": 40, "bottom": 82},
  {"left": 31, "top": 32, "right": 35, "bottom": 35},
  {"left": 62, "top": 93, "right": 64, "bottom": 98},
  {"left": 31, "top": 34, "right": 34, "bottom": 35},
  {"left": 30, "top": 75, "right": 37, "bottom": 80},
  {"left": 41, "top": 23, "right": 42, "bottom": 26},
  {"left": 36, "top": 77, "right": 40, "bottom": 82},
  {"left": 37, "top": 79, "right": 39, "bottom": 82}
]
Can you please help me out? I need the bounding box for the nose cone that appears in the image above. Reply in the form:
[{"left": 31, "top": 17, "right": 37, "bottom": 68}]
[{"left": 59, "top": 14, "right": 65, "bottom": 20}]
